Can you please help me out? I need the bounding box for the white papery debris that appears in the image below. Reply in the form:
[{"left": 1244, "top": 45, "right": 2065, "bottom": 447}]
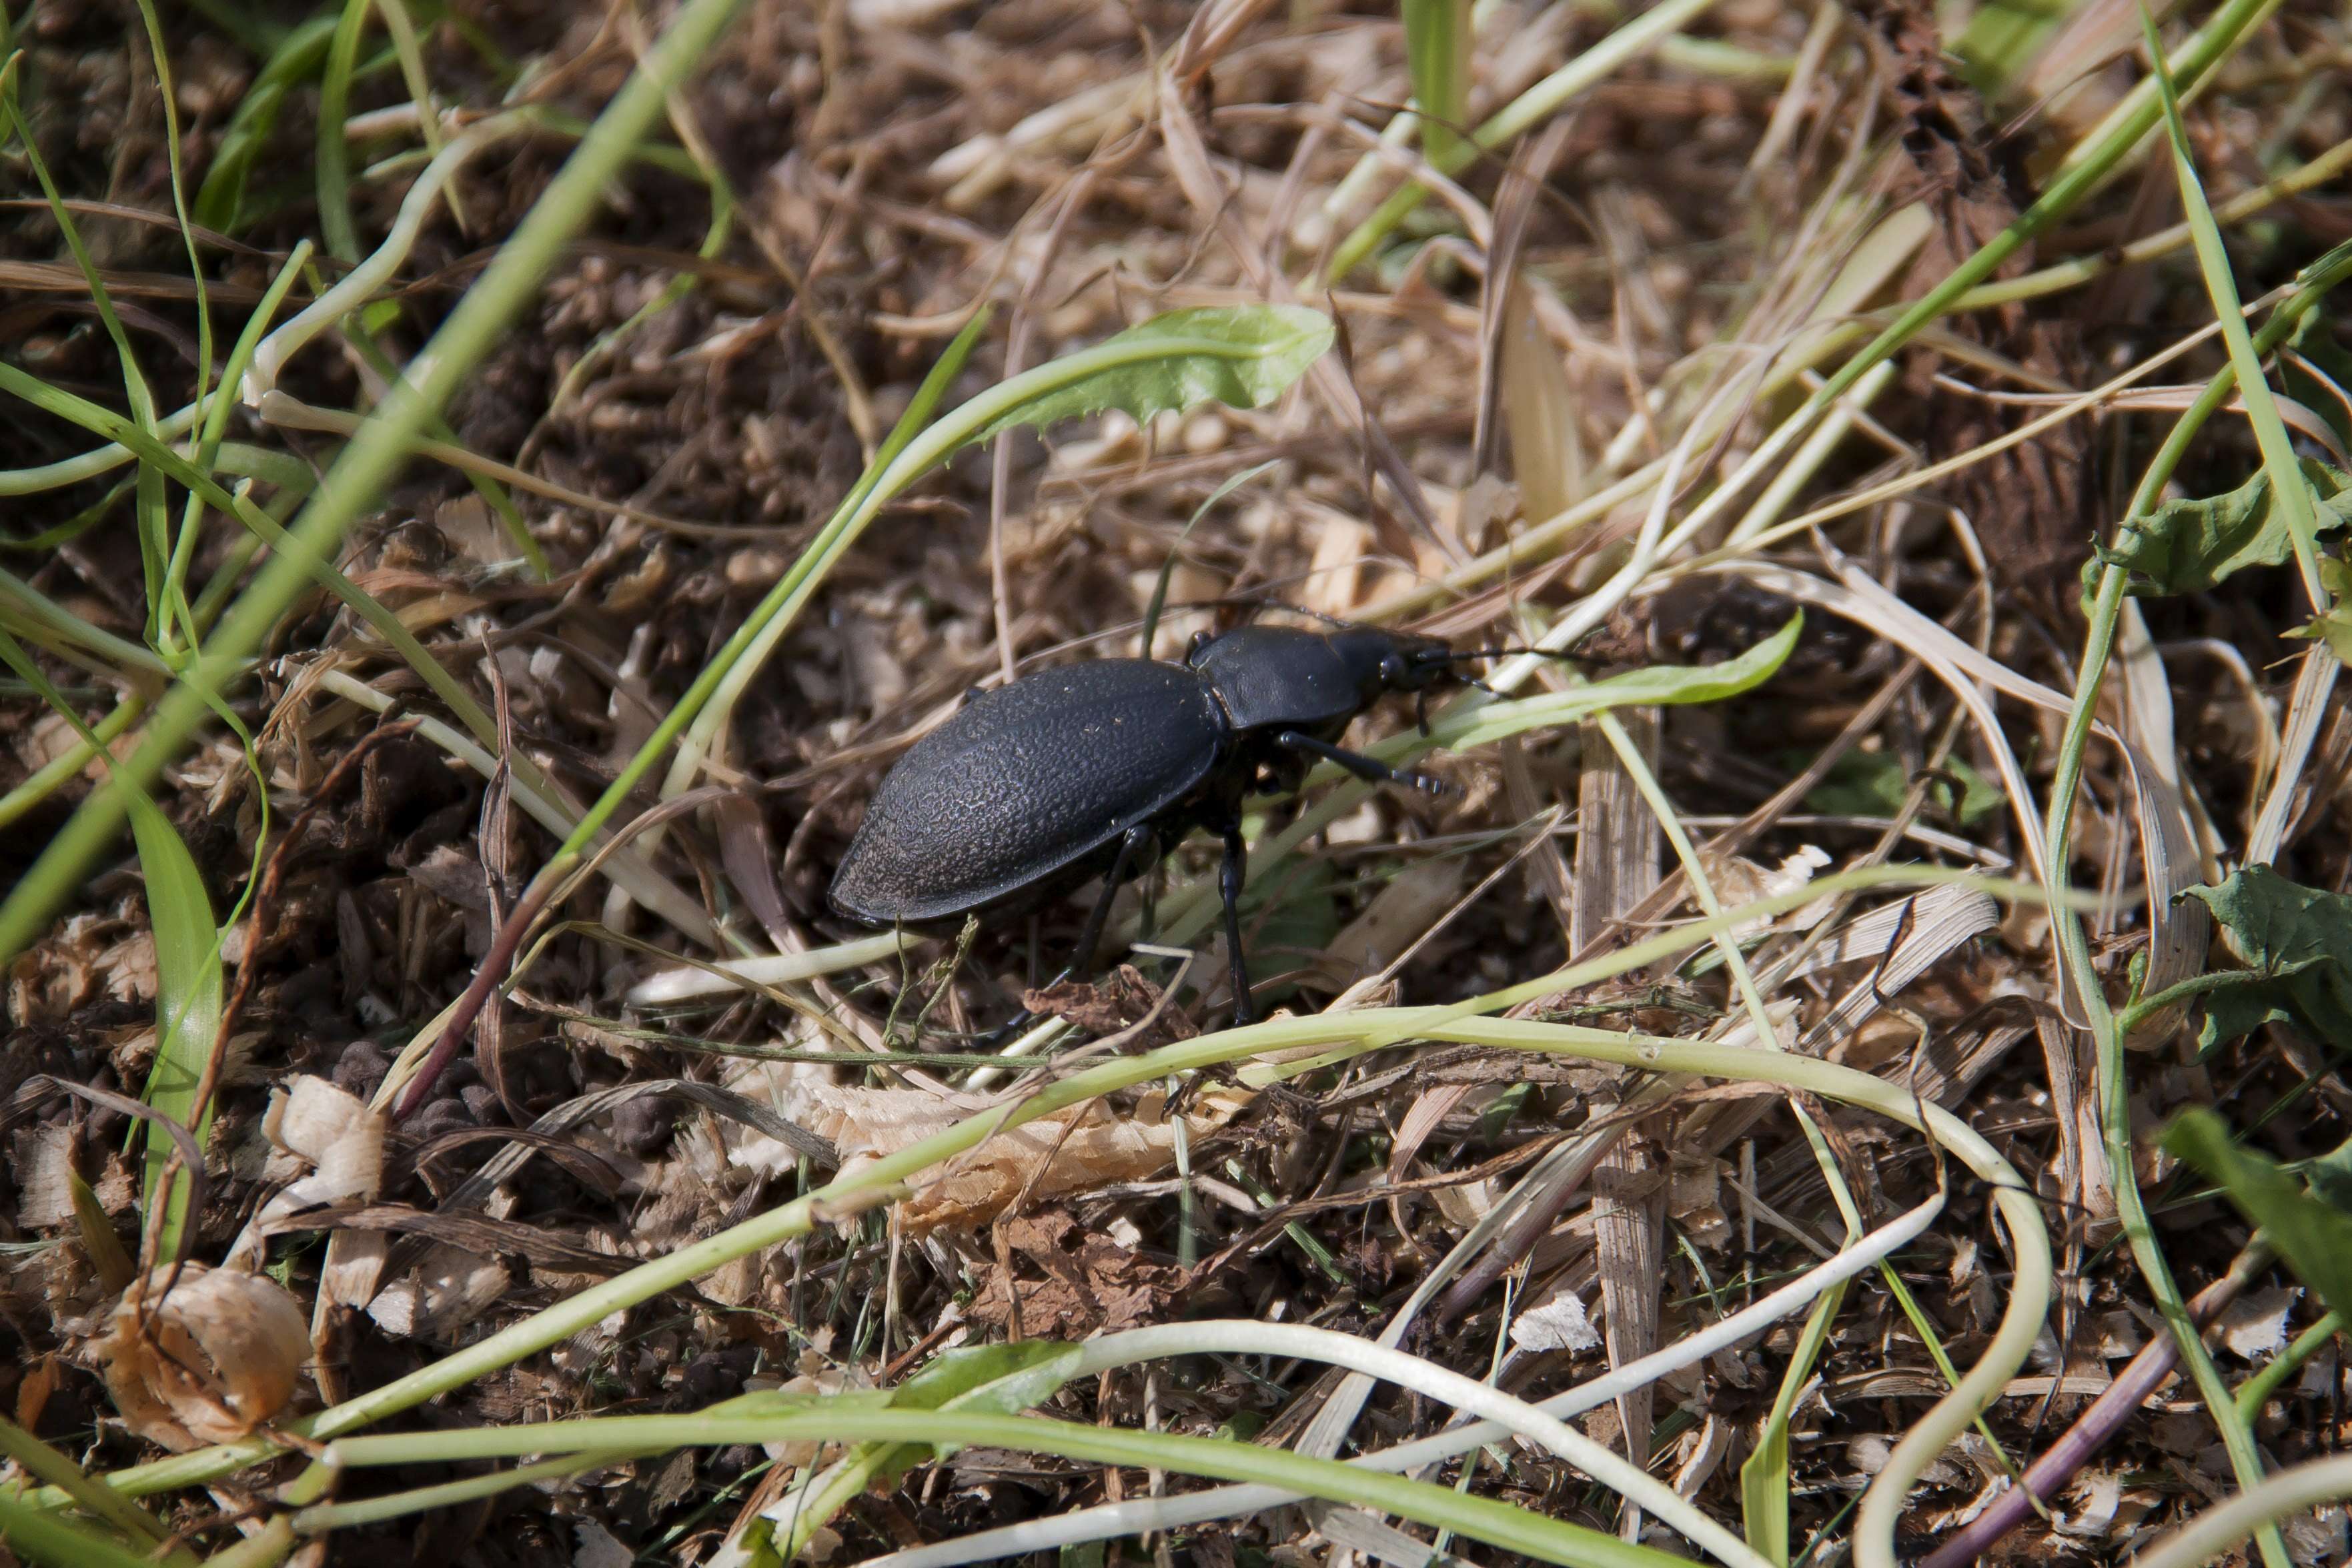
[
  {"left": 2218, "top": 1287, "right": 2297, "bottom": 1361},
  {"left": 1510, "top": 1289, "right": 1601, "bottom": 1353},
  {"left": 223, "top": 1074, "right": 387, "bottom": 1276},
  {"left": 1703, "top": 844, "right": 1834, "bottom": 936},
  {"left": 366, "top": 1242, "right": 509, "bottom": 1340}
]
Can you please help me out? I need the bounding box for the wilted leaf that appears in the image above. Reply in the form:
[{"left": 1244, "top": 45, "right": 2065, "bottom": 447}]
[
  {"left": 2083, "top": 459, "right": 2352, "bottom": 606},
  {"left": 12, "top": 1126, "right": 74, "bottom": 1230},
  {"left": 365, "top": 1242, "right": 508, "bottom": 1339},
  {"left": 1023, "top": 965, "right": 1197, "bottom": 1046},
  {"left": 2215, "top": 1287, "right": 2297, "bottom": 1361},
  {"left": 962, "top": 307, "right": 1333, "bottom": 448},
  {"left": 777, "top": 1080, "right": 1245, "bottom": 1233},
  {"left": 971, "top": 1211, "right": 1184, "bottom": 1337},
  {"left": 2176, "top": 864, "right": 2352, "bottom": 1052},
  {"left": 2165, "top": 1108, "right": 2352, "bottom": 1328}
]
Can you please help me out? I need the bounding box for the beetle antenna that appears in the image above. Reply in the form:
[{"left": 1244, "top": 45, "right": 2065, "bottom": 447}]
[
  {"left": 1245, "top": 597, "right": 1350, "bottom": 628},
  {"left": 1444, "top": 644, "right": 1598, "bottom": 663}
]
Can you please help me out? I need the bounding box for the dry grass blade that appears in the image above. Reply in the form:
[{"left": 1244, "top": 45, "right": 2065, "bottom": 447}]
[
  {"left": 1577, "top": 708, "right": 1669, "bottom": 1545},
  {"left": 5, "top": 1, "right": 2344, "bottom": 1561}
]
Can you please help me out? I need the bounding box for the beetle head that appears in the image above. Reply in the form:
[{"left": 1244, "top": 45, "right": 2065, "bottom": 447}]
[{"left": 1326, "top": 627, "right": 1468, "bottom": 702}]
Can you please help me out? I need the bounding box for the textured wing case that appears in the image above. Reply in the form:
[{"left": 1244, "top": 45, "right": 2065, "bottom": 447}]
[{"left": 830, "top": 661, "right": 1225, "bottom": 923}]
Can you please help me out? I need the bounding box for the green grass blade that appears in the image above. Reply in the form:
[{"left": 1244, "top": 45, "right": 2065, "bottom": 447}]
[
  {"left": 120, "top": 787, "right": 223, "bottom": 1260},
  {"left": 0, "top": 626, "right": 219, "bottom": 1259},
  {"left": 322, "top": 1407, "right": 1691, "bottom": 1568},
  {"left": 1740, "top": 1280, "right": 1844, "bottom": 1564},
  {"left": 161, "top": 235, "right": 316, "bottom": 645},
  {"left": 193, "top": 17, "right": 338, "bottom": 231},
  {"left": 0, "top": 694, "right": 144, "bottom": 833},
  {"left": 0, "top": 60, "right": 175, "bottom": 644},
  {"left": 0, "top": 1491, "right": 164, "bottom": 1568},
  {"left": 317, "top": 0, "right": 373, "bottom": 264},
  {"left": 0, "top": 359, "right": 499, "bottom": 747},
  {"left": 128, "top": 0, "right": 216, "bottom": 659},
  {"left": 2143, "top": 8, "right": 2328, "bottom": 608},
  {"left": 328, "top": 321, "right": 550, "bottom": 578},
  {"left": 0, "top": 0, "right": 756, "bottom": 970},
  {"left": 0, "top": 562, "right": 172, "bottom": 678},
  {"left": 0, "top": 1420, "right": 179, "bottom": 1559},
  {"left": 1328, "top": 0, "right": 1718, "bottom": 281},
  {"left": 1401, "top": 0, "right": 1474, "bottom": 175}
]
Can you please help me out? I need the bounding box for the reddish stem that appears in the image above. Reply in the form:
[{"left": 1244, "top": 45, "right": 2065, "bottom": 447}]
[
  {"left": 1918, "top": 1244, "right": 2266, "bottom": 1568},
  {"left": 391, "top": 873, "right": 558, "bottom": 1121}
]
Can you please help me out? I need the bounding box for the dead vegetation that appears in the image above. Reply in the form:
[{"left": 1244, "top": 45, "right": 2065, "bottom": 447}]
[{"left": 2, "top": 0, "right": 2351, "bottom": 1565}]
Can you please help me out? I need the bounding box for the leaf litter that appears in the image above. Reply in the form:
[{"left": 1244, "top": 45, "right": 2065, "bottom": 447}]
[{"left": 1, "top": 0, "right": 2350, "bottom": 1563}]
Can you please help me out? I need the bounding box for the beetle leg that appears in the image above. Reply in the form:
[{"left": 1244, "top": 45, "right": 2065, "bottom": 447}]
[
  {"left": 1067, "top": 823, "right": 1154, "bottom": 979},
  {"left": 1273, "top": 730, "right": 1451, "bottom": 796},
  {"left": 1219, "top": 820, "right": 1254, "bottom": 1028},
  {"left": 983, "top": 825, "right": 1157, "bottom": 1044}
]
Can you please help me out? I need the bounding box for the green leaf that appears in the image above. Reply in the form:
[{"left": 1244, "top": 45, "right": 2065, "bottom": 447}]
[
  {"left": 891, "top": 1339, "right": 1086, "bottom": 1417},
  {"left": 877, "top": 1339, "right": 1087, "bottom": 1475},
  {"left": 2145, "top": 3, "right": 2331, "bottom": 616},
  {"left": 1741, "top": 1276, "right": 1845, "bottom": 1565},
  {"left": 122, "top": 790, "right": 223, "bottom": 1259},
  {"left": 1789, "top": 748, "right": 2004, "bottom": 828},
  {"left": 2283, "top": 554, "right": 2352, "bottom": 668},
  {"left": 2083, "top": 459, "right": 2352, "bottom": 606},
  {"left": 69, "top": 1170, "right": 134, "bottom": 1295},
  {"left": 765, "top": 1339, "right": 1088, "bottom": 1559},
  {"left": 961, "top": 306, "right": 1333, "bottom": 448},
  {"left": 1436, "top": 612, "right": 1804, "bottom": 757},
  {"left": 2176, "top": 864, "right": 2352, "bottom": 1052},
  {"left": 2305, "top": 1134, "right": 2352, "bottom": 1216},
  {"left": 1245, "top": 857, "right": 1343, "bottom": 1002},
  {"left": 2165, "top": 1107, "right": 2352, "bottom": 1326}
]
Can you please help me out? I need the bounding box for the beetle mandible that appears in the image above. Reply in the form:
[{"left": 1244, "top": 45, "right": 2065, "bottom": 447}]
[{"left": 828, "top": 622, "right": 1491, "bottom": 1027}]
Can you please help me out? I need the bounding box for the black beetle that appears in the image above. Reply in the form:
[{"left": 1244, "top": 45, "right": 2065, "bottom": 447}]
[{"left": 828, "top": 623, "right": 1487, "bottom": 1026}]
